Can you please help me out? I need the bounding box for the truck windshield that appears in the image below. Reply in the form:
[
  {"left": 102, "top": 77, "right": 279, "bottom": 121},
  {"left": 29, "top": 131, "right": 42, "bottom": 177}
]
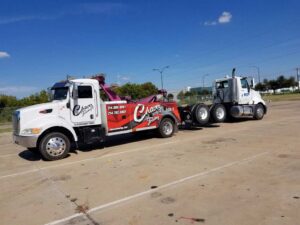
[{"left": 53, "top": 87, "right": 69, "bottom": 100}]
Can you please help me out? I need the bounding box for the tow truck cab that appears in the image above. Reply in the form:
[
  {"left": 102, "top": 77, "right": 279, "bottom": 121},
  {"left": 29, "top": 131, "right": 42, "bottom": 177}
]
[{"left": 13, "top": 77, "right": 181, "bottom": 160}]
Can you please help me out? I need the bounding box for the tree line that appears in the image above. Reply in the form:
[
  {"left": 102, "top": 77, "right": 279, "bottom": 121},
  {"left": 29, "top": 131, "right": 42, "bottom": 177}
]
[{"left": 255, "top": 75, "right": 298, "bottom": 93}]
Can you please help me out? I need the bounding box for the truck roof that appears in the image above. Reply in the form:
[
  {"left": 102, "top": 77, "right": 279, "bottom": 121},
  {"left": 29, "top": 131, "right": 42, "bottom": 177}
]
[{"left": 215, "top": 76, "right": 244, "bottom": 82}]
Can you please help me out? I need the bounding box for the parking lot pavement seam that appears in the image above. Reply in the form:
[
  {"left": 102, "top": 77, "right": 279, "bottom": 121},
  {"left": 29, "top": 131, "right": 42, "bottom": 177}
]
[
  {"left": 44, "top": 151, "right": 268, "bottom": 225},
  {"left": 36, "top": 164, "right": 99, "bottom": 225},
  {"left": 0, "top": 140, "right": 177, "bottom": 180}
]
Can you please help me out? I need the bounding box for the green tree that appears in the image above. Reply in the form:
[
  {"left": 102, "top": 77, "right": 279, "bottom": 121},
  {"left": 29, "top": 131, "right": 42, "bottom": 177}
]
[
  {"left": 167, "top": 93, "right": 174, "bottom": 100},
  {"left": 255, "top": 82, "right": 267, "bottom": 92},
  {"left": 268, "top": 79, "right": 280, "bottom": 94},
  {"left": 114, "top": 82, "right": 158, "bottom": 100},
  {"left": 177, "top": 91, "right": 185, "bottom": 100}
]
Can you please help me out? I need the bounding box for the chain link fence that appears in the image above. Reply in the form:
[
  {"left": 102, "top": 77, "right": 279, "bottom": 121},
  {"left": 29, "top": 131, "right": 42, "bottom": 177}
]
[{"left": 177, "top": 95, "right": 213, "bottom": 106}]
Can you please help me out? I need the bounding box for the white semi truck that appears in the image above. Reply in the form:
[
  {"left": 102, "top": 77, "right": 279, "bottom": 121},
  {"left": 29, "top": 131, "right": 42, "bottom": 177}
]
[
  {"left": 12, "top": 69, "right": 266, "bottom": 161},
  {"left": 209, "top": 68, "right": 267, "bottom": 122}
]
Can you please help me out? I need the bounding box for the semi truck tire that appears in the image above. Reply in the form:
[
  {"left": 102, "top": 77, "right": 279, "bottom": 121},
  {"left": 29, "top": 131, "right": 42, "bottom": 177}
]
[
  {"left": 211, "top": 104, "right": 226, "bottom": 123},
  {"left": 158, "top": 118, "right": 175, "bottom": 138},
  {"left": 193, "top": 104, "right": 210, "bottom": 126},
  {"left": 253, "top": 104, "right": 264, "bottom": 120},
  {"left": 39, "top": 132, "right": 70, "bottom": 161}
]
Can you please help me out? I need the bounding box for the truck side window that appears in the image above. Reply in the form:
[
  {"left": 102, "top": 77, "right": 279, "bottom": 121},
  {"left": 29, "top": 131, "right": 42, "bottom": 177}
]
[
  {"left": 78, "top": 86, "right": 92, "bottom": 98},
  {"left": 240, "top": 79, "right": 249, "bottom": 89},
  {"left": 216, "top": 81, "right": 228, "bottom": 89}
]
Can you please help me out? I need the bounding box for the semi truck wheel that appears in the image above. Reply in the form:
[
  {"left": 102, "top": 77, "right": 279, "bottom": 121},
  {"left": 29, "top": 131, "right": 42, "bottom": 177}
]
[
  {"left": 254, "top": 104, "right": 264, "bottom": 120},
  {"left": 211, "top": 104, "right": 226, "bottom": 123},
  {"left": 158, "top": 118, "right": 175, "bottom": 138},
  {"left": 193, "top": 104, "right": 210, "bottom": 126},
  {"left": 39, "top": 132, "right": 70, "bottom": 161}
]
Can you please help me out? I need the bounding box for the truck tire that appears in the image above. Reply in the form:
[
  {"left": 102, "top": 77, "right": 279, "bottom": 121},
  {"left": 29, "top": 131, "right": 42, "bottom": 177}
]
[
  {"left": 211, "top": 104, "right": 226, "bottom": 123},
  {"left": 158, "top": 118, "right": 175, "bottom": 138},
  {"left": 39, "top": 132, "right": 70, "bottom": 161},
  {"left": 254, "top": 104, "right": 264, "bottom": 120},
  {"left": 193, "top": 104, "right": 210, "bottom": 126}
]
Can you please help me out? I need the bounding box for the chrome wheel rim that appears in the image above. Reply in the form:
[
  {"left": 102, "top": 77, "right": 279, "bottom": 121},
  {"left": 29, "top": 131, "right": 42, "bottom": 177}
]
[
  {"left": 162, "top": 121, "right": 173, "bottom": 136},
  {"left": 216, "top": 107, "right": 225, "bottom": 120},
  {"left": 198, "top": 108, "right": 208, "bottom": 120},
  {"left": 46, "top": 137, "right": 66, "bottom": 156},
  {"left": 256, "top": 107, "right": 264, "bottom": 118}
]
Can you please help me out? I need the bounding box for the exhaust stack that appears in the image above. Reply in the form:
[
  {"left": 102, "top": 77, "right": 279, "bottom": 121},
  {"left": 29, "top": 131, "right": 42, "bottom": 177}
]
[{"left": 232, "top": 68, "right": 236, "bottom": 78}]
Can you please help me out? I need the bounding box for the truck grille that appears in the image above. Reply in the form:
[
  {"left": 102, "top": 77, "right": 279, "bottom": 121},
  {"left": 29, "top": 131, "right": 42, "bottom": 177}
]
[{"left": 12, "top": 111, "right": 20, "bottom": 135}]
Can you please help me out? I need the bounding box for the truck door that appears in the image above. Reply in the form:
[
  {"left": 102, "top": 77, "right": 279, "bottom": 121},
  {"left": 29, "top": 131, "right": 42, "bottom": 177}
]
[
  {"left": 70, "top": 85, "right": 96, "bottom": 125},
  {"left": 239, "top": 78, "right": 252, "bottom": 104},
  {"left": 106, "top": 102, "right": 131, "bottom": 134}
]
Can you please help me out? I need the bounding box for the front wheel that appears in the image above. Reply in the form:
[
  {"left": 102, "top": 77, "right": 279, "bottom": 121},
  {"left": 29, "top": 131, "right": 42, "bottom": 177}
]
[
  {"left": 158, "top": 118, "right": 175, "bottom": 138},
  {"left": 211, "top": 104, "right": 226, "bottom": 123},
  {"left": 254, "top": 104, "right": 265, "bottom": 120},
  {"left": 39, "top": 132, "right": 70, "bottom": 161}
]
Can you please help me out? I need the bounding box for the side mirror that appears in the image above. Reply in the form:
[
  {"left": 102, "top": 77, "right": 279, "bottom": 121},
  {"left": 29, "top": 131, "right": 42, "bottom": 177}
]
[
  {"left": 72, "top": 84, "right": 78, "bottom": 99},
  {"left": 47, "top": 87, "right": 53, "bottom": 101},
  {"left": 250, "top": 78, "right": 255, "bottom": 88}
]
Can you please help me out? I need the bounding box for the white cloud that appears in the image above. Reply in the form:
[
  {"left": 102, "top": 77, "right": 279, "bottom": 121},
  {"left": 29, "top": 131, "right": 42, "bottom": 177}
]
[
  {"left": 0, "top": 51, "right": 10, "bottom": 59},
  {"left": 0, "top": 86, "right": 38, "bottom": 97},
  {"left": 204, "top": 11, "right": 232, "bottom": 26},
  {"left": 204, "top": 21, "right": 217, "bottom": 26},
  {"left": 218, "top": 11, "right": 232, "bottom": 24},
  {"left": 0, "top": 3, "right": 128, "bottom": 25},
  {"left": 118, "top": 75, "right": 130, "bottom": 81}
]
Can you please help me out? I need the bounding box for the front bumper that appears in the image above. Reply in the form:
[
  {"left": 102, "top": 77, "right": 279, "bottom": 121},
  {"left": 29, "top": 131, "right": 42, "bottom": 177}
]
[{"left": 13, "top": 134, "right": 38, "bottom": 148}]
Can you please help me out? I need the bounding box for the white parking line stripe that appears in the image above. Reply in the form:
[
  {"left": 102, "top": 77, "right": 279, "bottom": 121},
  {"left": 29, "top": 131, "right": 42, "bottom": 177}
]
[
  {"left": 0, "top": 140, "right": 177, "bottom": 180},
  {"left": 44, "top": 151, "right": 268, "bottom": 225}
]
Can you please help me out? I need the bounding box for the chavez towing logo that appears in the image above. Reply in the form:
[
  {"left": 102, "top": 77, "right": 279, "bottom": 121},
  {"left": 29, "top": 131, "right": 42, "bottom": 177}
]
[
  {"left": 73, "top": 104, "right": 94, "bottom": 117},
  {"left": 133, "top": 104, "right": 162, "bottom": 125}
]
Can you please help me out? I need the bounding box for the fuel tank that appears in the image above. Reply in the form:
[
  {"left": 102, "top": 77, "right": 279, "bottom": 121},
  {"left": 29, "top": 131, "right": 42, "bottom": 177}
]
[{"left": 230, "top": 105, "right": 254, "bottom": 118}]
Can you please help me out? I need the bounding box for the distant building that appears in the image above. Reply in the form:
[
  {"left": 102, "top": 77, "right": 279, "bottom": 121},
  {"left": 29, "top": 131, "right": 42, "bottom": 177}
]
[{"left": 190, "top": 86, "right": 212, "bottom": 94}]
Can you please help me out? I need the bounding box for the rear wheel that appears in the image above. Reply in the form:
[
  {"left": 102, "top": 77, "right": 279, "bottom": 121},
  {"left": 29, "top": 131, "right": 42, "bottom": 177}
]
[
  {"left": 193, "top": 104, "right": 210, "bottom": 126},
  {"left": 158, "top": 118, "right": 175, "bottom": 138},
  {"left": 254, "top": 104, "right": 264, "bottom": 120},
  {"left": 211, "top": 104, "right": 226, "bottom": 123},
  {"left": 39, "top": 132, "right": 70, "bottom": 161}
]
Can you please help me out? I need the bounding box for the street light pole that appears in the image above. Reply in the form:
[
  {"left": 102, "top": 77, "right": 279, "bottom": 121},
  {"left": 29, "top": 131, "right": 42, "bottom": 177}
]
[
  {"left": 296, "top": 67, "right": 300, "bottom": 92},
  {"left": 251, "top": 66, "right": 261, "bottom": 83},
  {"left": 202, "top": 74, "right": 209, "bottom": 89},
  {"left": 153, "top": 66, "right": 169, "bottom": 89}
]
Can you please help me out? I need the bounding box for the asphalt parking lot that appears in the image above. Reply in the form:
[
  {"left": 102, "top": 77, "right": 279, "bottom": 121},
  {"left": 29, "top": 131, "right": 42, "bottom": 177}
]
[{"left": 0, "top": 101, "right": 299, "bottom": 225}]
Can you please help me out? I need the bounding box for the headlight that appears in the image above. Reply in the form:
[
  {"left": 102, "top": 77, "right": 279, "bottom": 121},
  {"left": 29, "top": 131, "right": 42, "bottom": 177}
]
[{"left": 21, "top": 128, "right": 41, "bottom": 135}]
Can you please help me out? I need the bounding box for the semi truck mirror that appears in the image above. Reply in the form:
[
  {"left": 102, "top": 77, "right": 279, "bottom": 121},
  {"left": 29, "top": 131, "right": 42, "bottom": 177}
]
[
  {"left": 47, "top": 87, "right": 53, "bottom": 101},
  {"left": 250, "top": 78, "right": 255, "bottom": 88},
  {"left": 73, "top": 84, "right": 78, "bottom": 98}
]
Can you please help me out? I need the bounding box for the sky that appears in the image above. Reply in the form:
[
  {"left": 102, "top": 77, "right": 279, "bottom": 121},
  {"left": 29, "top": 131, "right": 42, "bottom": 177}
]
[{"left": 1, "top": 0, "right": 300, "bottom": 97}]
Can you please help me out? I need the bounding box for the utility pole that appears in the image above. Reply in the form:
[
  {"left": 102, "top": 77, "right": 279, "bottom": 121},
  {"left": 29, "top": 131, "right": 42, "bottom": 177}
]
[
  {"left": 202, "top": 74, "right": 209, "bottom": 89},
  {"left": 296, "top": 68, "right": 300, "bottom": 92},
  {"left": 153, "top": 66, "right": 169, "bottom": 89},
  {"left": 251, "top": 66, "right": 260, "bottom": 83}
]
